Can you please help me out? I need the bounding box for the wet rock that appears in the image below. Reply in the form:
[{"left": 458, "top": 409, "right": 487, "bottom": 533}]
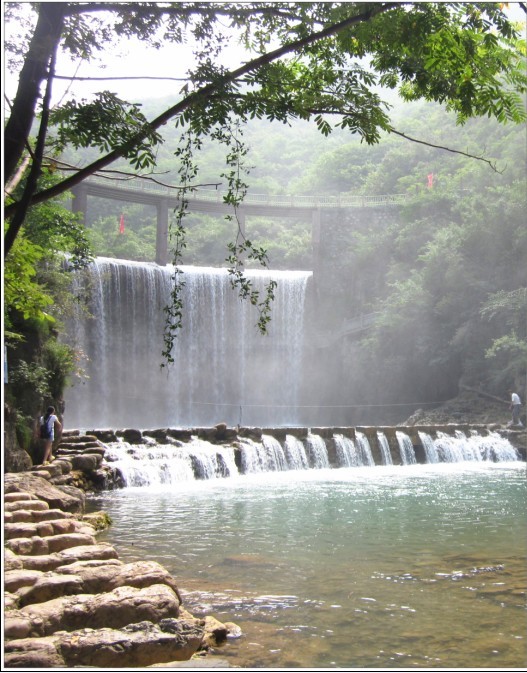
[
  {"left": 70, "top": 453, "right": 103, "bottom": 471},
  {"left": 15, "top": 543, "right": 119, "bottom": 572},
  {"left": 56, "top": 559, "right": 183, "bottom": 602},
  {"left": 6, "top": 532, "right": 96, "bottom": 556},
  {"left": 4, "top": 473, "right": 85, "bottom": 513},
  {"left": 117, "top": 428, "right": 144, "bottom": 444},
  {"left": 6, "top": 584, "right": 181, "bottom": 638},
  {"left": 201, "top": 615, "right": 229, "bottom": 649},
  {"left": 4, "top": 619, "right": 205, "bottom": 668},
  {"left": 86, "top": 429, "right": 118, "bottom": 443}
]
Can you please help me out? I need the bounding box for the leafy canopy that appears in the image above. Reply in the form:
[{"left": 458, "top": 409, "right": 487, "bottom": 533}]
[
  {"left": 3, "top": 2, "right": 526, "bottom": 362},
  {"left": 4, "top": 2, "right": 526, "bottom": 224}
]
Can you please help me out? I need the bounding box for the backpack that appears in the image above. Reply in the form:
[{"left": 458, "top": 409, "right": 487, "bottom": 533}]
[{"left": 40, "top": 416, "right": 52, "bottom": 440}]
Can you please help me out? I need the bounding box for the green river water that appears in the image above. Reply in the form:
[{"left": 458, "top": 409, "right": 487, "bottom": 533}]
[{"left": 88, "top": 462, "right": 526, "bottom": 669}]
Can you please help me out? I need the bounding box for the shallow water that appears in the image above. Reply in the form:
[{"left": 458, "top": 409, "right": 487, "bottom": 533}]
[{"left": 88, "top": 463, "right": 527, "bottom": 669}]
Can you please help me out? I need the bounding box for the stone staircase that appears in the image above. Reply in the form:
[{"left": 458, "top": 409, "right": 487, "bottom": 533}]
[
  {"left": 3, "top": 474, "right": 236, "bottom": 668},
  {"left": 28, "top": 430, "right": 122, "bottom": 491}
]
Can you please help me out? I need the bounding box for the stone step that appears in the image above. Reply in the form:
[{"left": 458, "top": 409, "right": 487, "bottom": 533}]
[
  {"left": 4, "top": 518, "right": 95, "bottom": 541},
  {"left": 5, "top": 492, "right": 39, "bottom": 503},
  {"left": 8, "top": 560, "right": 181, "bottom": 608},
  {"left": 3, "top": 617, "right": 205, "bottom": 669},
  {"left": 57, "top": 443, "right": 104, "bottom": 453},
  {"left": 5, "top": 500, "right": 50, "bottom": 513},
  {"left": 5, "top": 508, "right": 74, "bottom": 524},
  {"left": 4, "top": 583, "right": 181, "bottom": 639},
  {"left": 7, "top": 543, "right": 120, "bottom": 573},
  {"left": 58, "top": 435, "right": 98, "bottom": 444},
  {"left": 5, "top": 532, "right": 97, "bottom": 556}
]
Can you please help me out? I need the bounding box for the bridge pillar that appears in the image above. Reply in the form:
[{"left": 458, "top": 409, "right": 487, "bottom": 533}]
[
  {"left": 156, "top": 198, "right": 169, "bottom": 266},
  {"left": 311, "top": 207, "right": 321, "bottom": 277},
  {"left": 71, "top": 184, "right": 88, "bottom": 223}
]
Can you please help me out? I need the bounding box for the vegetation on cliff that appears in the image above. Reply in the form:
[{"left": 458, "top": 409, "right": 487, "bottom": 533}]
[{"left": 3, "top": 3, "right": 526, "bottom": 454}]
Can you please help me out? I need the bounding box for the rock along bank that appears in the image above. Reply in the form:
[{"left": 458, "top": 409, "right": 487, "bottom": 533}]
[{"left": 3, "top": 433, "right": 240, "bottom": 669}]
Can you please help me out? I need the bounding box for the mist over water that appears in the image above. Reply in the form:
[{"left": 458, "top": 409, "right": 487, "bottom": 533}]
[{"left": 65, "top": 258, "right": 312, "bottom": 429}]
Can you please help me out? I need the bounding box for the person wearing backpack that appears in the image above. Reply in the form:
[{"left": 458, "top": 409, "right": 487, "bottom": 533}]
[{"left": 39, "top": 406, "right": 62, "bottom": 464}]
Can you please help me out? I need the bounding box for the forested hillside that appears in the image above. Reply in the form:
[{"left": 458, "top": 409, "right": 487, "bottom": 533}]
[
  {"left": 5, "top": 2, "right": 525, "bottom": 459},
  {"left": 78, "top": 97, "right": 526, "bottom": 418}
]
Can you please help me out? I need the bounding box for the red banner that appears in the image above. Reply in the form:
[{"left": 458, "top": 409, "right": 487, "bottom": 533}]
[{"left": 119, "top": 213, "right": 125, "bottom": 234}]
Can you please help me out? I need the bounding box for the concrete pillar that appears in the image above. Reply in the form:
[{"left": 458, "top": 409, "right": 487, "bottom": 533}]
[
  {"left": 71, "top": 184, "right": 88, "bottom": 223},
  {"left": 311, "top": 207, "right": 321, "bottom": 280},
  {"left": 156, "top": 198, "right": 169, "bottom": 266}
]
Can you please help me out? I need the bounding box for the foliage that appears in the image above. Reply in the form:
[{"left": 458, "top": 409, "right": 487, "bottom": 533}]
[
  {"left": 3, "top": 235, "right": 54, "bottom": 333},
  {"left": 4, "top": 180, "right": 93, "bottom": 449},
  {"left": 3, "top": 2, "right": 527, "bottom": 418},
  {"left": 5, "top": 3, "right": 526, "bottom": 243}
]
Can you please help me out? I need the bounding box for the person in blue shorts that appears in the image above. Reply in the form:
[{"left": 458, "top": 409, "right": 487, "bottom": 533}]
[{"left": 39, "top": 406, "right": 62, "bottom": 464}]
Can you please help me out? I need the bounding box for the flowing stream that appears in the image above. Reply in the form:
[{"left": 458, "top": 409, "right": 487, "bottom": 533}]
[{"left": 89, "top": 462, "right": 526, "bottom": 669}]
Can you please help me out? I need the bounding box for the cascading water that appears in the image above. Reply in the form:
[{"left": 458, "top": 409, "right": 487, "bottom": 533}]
[
  {"left": 65, "top": 258, "right": 311, "bottom": 429},
  {"left": 306, "top": 432, "right": 330, "bottom": 469},
  {"left": 396, "top": 431, "right": 417, "bottom": 465},
  {"left": 99, "top": 428, "right": 521, "bottom": 487},
  {"left": 434, "top": 430, "right": 519, "bottom": 463},
  {"left": 377, "top": 431, "right": 394, "bottom": 466},
  {"left": 284, "top": 435, "right": 310, "bottom": 470},
  {"left": 418, "top": 432, "right": 440, "bottom": 464},
  {"left": 355, "top": 431, "right": 375, "bottom": 466},
  {"left": 333, "top": 434, "right": 360, "bottom": 467}
]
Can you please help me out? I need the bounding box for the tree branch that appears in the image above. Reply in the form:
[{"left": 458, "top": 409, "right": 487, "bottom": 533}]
[
  {"left": 388, "top": 127, "right": 503, "bottom": 173},
  {"left": 5, "top": 45, "right": 58, "bottom": 256},
  {"left": 53, "top": 74, "right": 189, "bottom": 82},
  {"left": 5, "top": 2, "right": 397, "bottom": 219},
  {"left": 4, "top": 3, "right": 66, "bottom": 181}
]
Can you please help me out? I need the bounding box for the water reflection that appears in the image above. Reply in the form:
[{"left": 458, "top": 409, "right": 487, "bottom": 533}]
[{"left": 89, "top": 464, "right": 527, "bottom": 668}]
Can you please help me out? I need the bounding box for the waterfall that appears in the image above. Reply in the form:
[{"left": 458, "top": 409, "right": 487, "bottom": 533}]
[
  {"left": 396, "top": 431, "right": 417, "bottom": 465},
  {"left": 377, "top": 432, "right": 394, "bottom": 465},
  {"left": 261, "top": 435, "right": 288, "bottom": 471},
  {"left": 333, "top": 434, "right": 360, "bottom": 467},
  {"left": 65, "top": 258, "right": 311, "bottom": 429},
  {"left": 418, "top": 432, "right": 440, "bottom": 464},
  {"left": 104, "top": 437, "right": 238, "bottom": 486},
  {"left": 333, "top": 433, "right": 374, "bottom": 467},
  {"left": 98, "top": 427, "right": 521, "bottom": 487},
  {"left": 434, "top": 430, "right": 519, "bottom": 463},
  {"left": 306, "top": 433, "right": 330, "bottom": 469},
  {"left": 355, "top": 432, "right": 375, "bottom": 466},
  {"left": 284, "top": 435, "right": 310, "bottom": 470}
]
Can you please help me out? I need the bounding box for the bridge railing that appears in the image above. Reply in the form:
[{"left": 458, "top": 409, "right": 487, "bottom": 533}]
[{"left": 85, "top": 176, "right": 406, "bottom": 208}]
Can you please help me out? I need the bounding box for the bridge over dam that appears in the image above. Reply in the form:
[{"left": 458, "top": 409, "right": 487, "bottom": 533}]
[{"left": 71, "top": 176, "right": 406, "bottom": 267}]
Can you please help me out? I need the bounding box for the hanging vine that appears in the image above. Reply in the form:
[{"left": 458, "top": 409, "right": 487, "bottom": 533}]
[
  {"left": 162, "top": 127, "right": 202, "bottom": 365},
  {"left": 162, "top": 116, "right": 277, "bottom": 365},
  {"left": 215, "top": 118, "right": 277, "bottom": 335}
]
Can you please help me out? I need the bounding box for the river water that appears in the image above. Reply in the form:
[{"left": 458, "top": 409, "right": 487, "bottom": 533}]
[{"left": 88, "top": 462, "right": 526, "bottom": 669}]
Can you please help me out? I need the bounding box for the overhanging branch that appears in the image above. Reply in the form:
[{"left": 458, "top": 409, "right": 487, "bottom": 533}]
[
  {"left": 388, "top": 127, "right": 502, "bottom": 173},
  {"left": 5, "top": 2, "right": 397, "bottom": 219}
]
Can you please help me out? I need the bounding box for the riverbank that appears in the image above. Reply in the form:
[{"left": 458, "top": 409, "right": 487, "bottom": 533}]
[
  {"left": 4, "top": 415, "right": 525, "bottom": 668},
  {"left": 3, "top": 464, "right": 238, "bottom": 668}
]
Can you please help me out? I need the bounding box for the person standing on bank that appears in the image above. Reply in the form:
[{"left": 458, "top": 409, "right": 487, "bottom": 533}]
[
  {"left": 39, "top": 406, "right": 62, "bottom": 464},
  {"left": 509, "top": 390, "right": 523, "bottom": 427}
]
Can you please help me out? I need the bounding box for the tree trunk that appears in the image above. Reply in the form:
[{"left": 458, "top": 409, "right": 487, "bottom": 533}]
[{"left": 4, "top": 3, "right": 66, "bottom": 183}]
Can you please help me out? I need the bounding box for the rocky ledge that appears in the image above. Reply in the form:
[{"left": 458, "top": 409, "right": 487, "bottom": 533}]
[{"left": 3, "top": 472, "right": 239, "bottom": 668}]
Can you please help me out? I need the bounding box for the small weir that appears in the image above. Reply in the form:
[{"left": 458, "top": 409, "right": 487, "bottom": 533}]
[{"left": 86, "top": 425, "right": 522, "bottom": 488}]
